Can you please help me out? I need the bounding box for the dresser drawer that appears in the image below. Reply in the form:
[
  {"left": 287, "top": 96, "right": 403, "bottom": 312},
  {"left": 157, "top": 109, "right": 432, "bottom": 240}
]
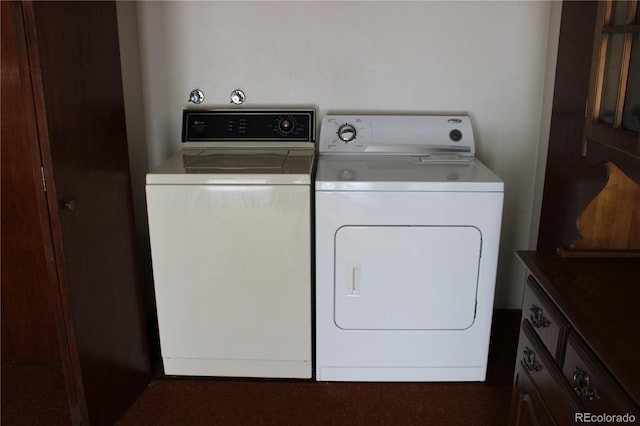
[
  {"left": 563, "top": 332, "right": 639, "bottom": 417},
  {"left": 517, "top": 320, "right": 582, "bottom": 425},
  {"left": 522, "top": 275, "right": 568, "bottom": 361},
  {"left": 509, "top": 363, "right": 555, "bottom": 426}
]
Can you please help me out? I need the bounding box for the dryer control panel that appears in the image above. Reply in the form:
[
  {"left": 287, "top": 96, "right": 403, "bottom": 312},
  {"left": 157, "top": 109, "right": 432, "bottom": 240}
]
[{"left": 319, "top": 115, "right": 475, "bottom": 156}]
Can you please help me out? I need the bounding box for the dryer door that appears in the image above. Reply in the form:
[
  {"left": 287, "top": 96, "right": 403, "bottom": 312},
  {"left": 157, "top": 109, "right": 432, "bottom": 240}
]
[{"left": 334, "top": 226, "right": 481, "bottom": 330}]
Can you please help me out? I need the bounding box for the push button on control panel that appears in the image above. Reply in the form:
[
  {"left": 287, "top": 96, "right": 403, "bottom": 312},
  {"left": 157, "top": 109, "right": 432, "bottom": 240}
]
[{"left": 449, "top": 129, "right": 463, "bottom": 142}]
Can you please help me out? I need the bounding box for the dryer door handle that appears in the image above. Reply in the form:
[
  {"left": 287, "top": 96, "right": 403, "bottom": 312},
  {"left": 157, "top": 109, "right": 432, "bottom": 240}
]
[{"left": 349, "top": 265, "right": 361, "bottom": 296}]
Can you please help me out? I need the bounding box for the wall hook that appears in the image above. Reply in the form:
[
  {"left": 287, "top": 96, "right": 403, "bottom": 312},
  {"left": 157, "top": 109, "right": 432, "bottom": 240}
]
[
  {"left": 188, "top": 89, "right": 205, "bottom": 104},
  {"left": 230, "top": 89, "right": 246, "bottom": 105}
]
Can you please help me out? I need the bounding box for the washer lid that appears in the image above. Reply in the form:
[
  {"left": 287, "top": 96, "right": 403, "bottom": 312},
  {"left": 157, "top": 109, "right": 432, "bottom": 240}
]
[
  {"left": 183, "top": 149, "right": 287, "bottom": 170},
  {"left": 147, "top": 148, "right": 314, "bottom": 185},
  {"left": 315, "top": 155, "right": 503, "bottom": 191}
]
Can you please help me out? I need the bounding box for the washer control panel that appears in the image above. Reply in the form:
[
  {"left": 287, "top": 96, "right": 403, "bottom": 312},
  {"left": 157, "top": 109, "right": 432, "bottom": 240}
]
[
  {"left": 183, "top": 109, "right": 315, "bottom": 142},
  {"left": 319, "top": 115, "right": 475, "bottom": 156}
]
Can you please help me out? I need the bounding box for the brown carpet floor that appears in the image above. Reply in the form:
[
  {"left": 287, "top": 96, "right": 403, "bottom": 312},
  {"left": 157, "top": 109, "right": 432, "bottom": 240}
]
[
  {"left": 116, "top": 310, "right": 520, "bottom": 426},
  {"left": 2, "top": 310, "right": 519, "bottom": 426},
  {"left": 1, "top": 363, "right": 71, "bottom": 426}
]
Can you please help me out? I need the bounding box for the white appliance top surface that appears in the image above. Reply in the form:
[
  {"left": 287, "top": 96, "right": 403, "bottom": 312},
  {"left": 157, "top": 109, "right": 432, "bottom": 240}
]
[
  {"left": 146, "top": 148, "right": 315, "bottom": 185},
  {"left": 315, "top": 155, "right": 503, "bottom": 191},
  {"left": 316, "top": 114, "right": 501, "bottom": 191}
]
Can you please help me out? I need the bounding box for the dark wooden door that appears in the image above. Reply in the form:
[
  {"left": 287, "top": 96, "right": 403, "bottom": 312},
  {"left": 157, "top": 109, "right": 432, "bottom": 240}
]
[
  {"left": 27, "top": 2, "right": 151, "bottom": 423},
  {"left": 1, "top": 0, "right": 61, "bottom": 367},
  {"left": 2, "top": 2, "right": 151, "bottom": 424}
]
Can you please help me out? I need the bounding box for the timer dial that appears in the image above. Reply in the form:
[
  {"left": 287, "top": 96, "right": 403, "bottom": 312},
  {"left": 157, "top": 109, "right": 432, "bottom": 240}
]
[
  {"left": 278, "top": 117, "right": 294, "bottom": 134},
  {"left": 276, "top": 116, "right": 298, "bottom": 136},
  {"left": 337, "top": 123, "right": 357, "bottom": 143}
]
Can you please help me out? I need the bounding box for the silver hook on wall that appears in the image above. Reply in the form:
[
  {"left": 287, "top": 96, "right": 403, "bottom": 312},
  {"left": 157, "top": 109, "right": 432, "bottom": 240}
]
[
  {"left": 230, "top": 89, "right": 246, "bottom": 105},
  {"left": 188, "top": 89, "right": 205, "bottom": 104}
]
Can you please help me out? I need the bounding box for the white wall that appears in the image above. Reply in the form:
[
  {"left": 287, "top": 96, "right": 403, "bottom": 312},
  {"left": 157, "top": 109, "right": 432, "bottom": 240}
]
[
  {"left": 530, "top": 0, "right": 562, "bottom": 249},
  {"left": 117, "top": 1, "right": 149, "bottom": 246},
  {"left": 123, "top": 1, "right": 561, "bottom": 309}
]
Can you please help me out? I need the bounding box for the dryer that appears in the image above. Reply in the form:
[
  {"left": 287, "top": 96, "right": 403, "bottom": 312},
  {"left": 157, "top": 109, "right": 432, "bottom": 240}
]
[{"left": 315, "top": 114, "right": 504, "bottom": 382}]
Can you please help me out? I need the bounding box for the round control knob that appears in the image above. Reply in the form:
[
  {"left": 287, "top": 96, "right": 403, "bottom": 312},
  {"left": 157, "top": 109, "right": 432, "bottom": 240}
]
[
  {"left": 278, "top": 118, "right": 294, "bottom": 134},
  {"left": 337, "top": 124, "right": 357, "bottom": 143}
]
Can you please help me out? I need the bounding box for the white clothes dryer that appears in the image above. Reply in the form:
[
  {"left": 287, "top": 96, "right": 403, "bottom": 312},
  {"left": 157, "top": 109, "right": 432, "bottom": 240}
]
[
  {"left": 146, "top": 109, "right": 314, "bottom": 379},
  {"left": 315, "top": 115, "right": 504, "bottom": 382}
]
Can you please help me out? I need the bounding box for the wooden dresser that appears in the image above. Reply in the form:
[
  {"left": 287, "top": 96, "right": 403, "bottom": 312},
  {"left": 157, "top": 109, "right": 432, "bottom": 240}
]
[{"left": 508, "top": 251, "right": 640, "bottom": 425}]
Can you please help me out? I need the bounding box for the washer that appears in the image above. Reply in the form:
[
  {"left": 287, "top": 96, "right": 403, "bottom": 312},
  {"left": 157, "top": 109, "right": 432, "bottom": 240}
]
[
  {"left": 146, "top": 109, "right": 314, "bottom": 378},
  {"left": 315, "top": 114, "right": 504, "bottom": 382}
]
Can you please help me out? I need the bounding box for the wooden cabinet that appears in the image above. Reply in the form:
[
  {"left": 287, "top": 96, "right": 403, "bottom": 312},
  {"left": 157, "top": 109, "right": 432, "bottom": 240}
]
[
  {"left": 508, "top": 251, "right": 640, "bottom": 425},
  {"left": 537, "top": 1, "right": 640, "bottom": 252},
  {"left": 515, "top": 1, "right": 639, "bottom": 423},
  {"left": 1, "top": 2, "right": 151, "bottom": 425}
]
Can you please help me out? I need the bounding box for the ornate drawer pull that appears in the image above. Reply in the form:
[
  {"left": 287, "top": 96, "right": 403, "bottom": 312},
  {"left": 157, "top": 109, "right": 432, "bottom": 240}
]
[
  {"left": 522, "top": 347, "right": 542, "bottom": 372},
  {"left": 573, "top": 367, "right": 600, "bottom": 400},
  {"left": 530, "top": 304, "right": 550, "bottom": 328}
]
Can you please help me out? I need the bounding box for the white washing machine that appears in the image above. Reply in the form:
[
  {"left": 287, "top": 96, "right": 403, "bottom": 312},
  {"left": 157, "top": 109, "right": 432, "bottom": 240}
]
[
  {"left": 146, "top": 109, "right": 314, "bottom": 378},
  {"left": 315, "top": 114, "right": 504, "bottom": 382}
]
